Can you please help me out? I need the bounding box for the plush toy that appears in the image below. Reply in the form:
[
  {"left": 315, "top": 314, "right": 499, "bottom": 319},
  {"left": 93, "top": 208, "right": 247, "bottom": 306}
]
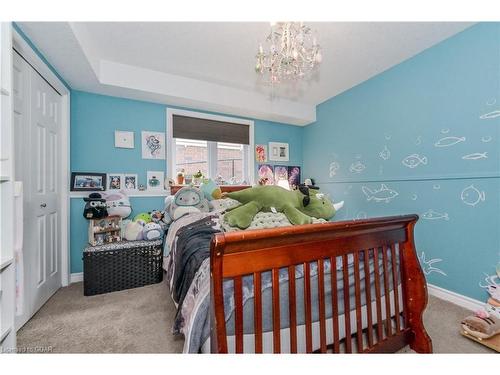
[
  {"left": 143, "top": 222, "right": 163, "bottom": 240},
  {"left": 168, "top": 186, "right": 209, "bottom": 221},
  {"left": 151, "top": 210, "right": 169, "bottom": 231},
  {"left": 124, "top": 221, "right": 144, "bottom": 241},
  {"left": 223, "top": 185, "right": 339, "bottom": 229},
  {"left": 133, "top": 212, "right": 152, "bottom": 225},
  {"left": 103, "top": 190, "right": 132, "bottom": 218},
  {"left": 199, "top": 178, "right": 222, "bottom": 200},
  {"left": 83, "top": 193, "right": 108, "bottom": 219}
]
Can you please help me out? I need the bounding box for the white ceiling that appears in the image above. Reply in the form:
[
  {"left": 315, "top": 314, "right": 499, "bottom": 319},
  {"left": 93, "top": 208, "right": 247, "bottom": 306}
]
[{"left": 17, "top": 22, "right": 473, "bottom": 125}]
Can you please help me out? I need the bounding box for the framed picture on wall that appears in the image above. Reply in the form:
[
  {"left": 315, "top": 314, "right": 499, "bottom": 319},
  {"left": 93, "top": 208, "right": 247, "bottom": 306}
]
[
  {"left": 107, "top": 173, "right": 124, "bottom": 191},
  {"left": 141, "top": 131, "right": 165, "bottom": 159},
  {"left": 147, "top": 171, "right": 165, "bottom": 191},
  {"left": 255, "top": 144, "right": 268, "bottom": 162},
  {"left": 124, "top": 174, "right": 138, "bottom": 192},
  {"left": 71, "top": 172, "right": 106, "bottom": 192},
  {"left": 257, "top": 164, "right": 274, "bottom": 185},
  {"left": 287, "top": 166, "right": 301, "bottom": 189},
  {"left": 268, "top": 142, "right": 289, "bottom": 162}
]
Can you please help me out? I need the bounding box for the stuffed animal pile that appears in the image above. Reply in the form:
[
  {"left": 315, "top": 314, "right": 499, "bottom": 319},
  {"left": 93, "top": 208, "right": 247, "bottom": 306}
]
[
  {"left": 222, "top": 184, "right": 340, "bottom": 229},
  {"left": 461, "top": 263, "right": 500, "bottom": 341}
]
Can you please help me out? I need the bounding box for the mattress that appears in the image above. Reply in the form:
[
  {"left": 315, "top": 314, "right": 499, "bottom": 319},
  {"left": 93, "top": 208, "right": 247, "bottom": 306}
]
[{"left": 202, "top": 287, "right": 403, "bottom": 353}]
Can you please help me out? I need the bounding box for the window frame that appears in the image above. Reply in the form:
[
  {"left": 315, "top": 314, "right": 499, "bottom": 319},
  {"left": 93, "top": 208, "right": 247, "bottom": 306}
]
[{"left": 166, "top": 108, "right": 254, "bottom": 184}]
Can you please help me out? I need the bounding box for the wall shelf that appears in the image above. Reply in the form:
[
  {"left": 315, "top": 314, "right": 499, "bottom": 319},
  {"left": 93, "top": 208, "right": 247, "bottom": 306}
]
[
  {"left": 0, "top": 176, "right": 9, "bottom": 182},
  {"left": 70, "top": 190, "right": 170, "bottom": 199}
]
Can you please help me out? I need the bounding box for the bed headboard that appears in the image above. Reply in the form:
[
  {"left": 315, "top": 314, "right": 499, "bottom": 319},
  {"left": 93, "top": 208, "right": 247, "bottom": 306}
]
[{"left": 169, "top": 184, "right": 251, "bottom": 195}]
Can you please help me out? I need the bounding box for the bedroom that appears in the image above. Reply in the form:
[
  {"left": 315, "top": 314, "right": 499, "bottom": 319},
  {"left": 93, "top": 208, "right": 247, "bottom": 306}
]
[{"left": 0, "top": 0, "right": 499, "bottom": 372}]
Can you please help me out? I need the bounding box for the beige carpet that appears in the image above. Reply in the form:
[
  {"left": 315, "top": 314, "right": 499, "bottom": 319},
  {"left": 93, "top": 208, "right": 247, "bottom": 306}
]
[{"left": 17, "top": 279, "right": 495, "bottom": 353}]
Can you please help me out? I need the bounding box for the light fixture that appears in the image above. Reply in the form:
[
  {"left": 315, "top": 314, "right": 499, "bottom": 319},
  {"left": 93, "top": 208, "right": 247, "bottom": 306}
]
[{"left": 255, "top": 22, "right": 322, "bottom": 84}]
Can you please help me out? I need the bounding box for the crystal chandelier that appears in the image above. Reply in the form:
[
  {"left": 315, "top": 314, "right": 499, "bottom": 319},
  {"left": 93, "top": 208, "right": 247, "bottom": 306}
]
[{"left": 255, "top": 22, "right": 322, "bottom": 84}]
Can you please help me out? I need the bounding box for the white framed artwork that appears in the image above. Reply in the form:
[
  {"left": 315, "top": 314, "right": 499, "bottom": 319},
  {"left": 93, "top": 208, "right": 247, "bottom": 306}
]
[
  {"left": 115, "top": 131, "right": 134, "bottom": 149},
  {"left": 269, "top": 142, "right": 289, "bottom": 162},
  {"left": 124, "top": 174, "right": 138, "bottom": 192},
  {"left": 147, "top": 171, "right": 165, "bottom": 191},
  {"left": 141, "top": 131, "right": 165, "bottom": 159},
  {"left": 107, "top": 173, "right": 124, "bottom": 191}
]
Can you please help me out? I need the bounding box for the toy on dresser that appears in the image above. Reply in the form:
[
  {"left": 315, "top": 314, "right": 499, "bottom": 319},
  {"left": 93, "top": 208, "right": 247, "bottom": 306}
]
[
  {"left": 88, "top": 216, "right": 122, "bottom": 246},
  {"left": 124, "top": 211, "right": 164, "bottom": 241}
]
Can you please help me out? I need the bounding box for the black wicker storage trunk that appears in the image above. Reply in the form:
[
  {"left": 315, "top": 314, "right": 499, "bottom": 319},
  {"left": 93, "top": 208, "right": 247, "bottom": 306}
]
[{"left": 83, "top": 239, "right": 163, "bottom": 296}]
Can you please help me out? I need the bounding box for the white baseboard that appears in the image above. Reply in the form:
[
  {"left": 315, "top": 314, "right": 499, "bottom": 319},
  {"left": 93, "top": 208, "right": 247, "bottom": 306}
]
[
  {"left": 427, "top": 283, "right": 484, "bottom": 312},
  {"left": 70, "top": 272, "right": 83, "bottom": 283}
]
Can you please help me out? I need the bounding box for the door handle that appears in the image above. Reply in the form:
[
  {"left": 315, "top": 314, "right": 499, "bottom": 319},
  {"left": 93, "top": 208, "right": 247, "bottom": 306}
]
[{"left": 40, "top": 203, "right": 47, "bottom": 208}]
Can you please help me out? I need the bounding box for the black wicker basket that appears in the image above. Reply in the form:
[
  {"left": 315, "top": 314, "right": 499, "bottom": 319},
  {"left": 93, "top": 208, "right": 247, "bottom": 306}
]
[{"left": 83, "top": 239, "right": 163, "bottom": 296}]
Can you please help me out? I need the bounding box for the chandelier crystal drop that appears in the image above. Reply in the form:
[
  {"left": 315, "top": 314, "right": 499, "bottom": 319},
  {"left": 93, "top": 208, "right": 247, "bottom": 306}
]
[{"left": 255, "top": 22, "right": 322, "bottom": 84}]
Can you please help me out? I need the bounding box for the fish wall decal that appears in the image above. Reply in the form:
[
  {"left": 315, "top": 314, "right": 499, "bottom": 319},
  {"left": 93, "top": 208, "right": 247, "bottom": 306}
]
[
  {"left": 461, "top": 185, "right": 486, "bottom": 207},
  {"left": 419, "top": 252, "right": 447, "bottom": 276},
  {"left": 349, "top": 161, "right": 366, "bottom": 173},
  {"left": 421, "top": 209, "right": 449, "bottom": 221},
  {"left": 379, "top": 145, "right": 391, "bottom": 160},
  {"left": 329, "top": 161, "right": 340, "bottom": 177},
  {"left": 361, "top": 184, "right": 399, "bottom": 203},
  {"left": 434, "top": 136, "right": 466, "bottom": 147},
  {"left": 462, "top": 152, "right": 488, "bottom": 160},
  {"left": 479, "top": 110, "right": 500, "bottom": 119},
  {"left": 402, "top": 154, "right": 428, "bottom": 168}
]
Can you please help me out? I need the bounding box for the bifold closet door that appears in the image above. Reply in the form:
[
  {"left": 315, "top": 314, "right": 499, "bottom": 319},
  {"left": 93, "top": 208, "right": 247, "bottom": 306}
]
[{"left": 14, "top": 52, "right": 62, "bottom": 323}]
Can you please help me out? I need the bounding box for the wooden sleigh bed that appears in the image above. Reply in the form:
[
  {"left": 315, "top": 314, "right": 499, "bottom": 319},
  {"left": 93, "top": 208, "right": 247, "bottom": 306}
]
[
  {"left": 170, "top": 184, "right": 432, "bottom": 353},
  {"left": 209, "top": 213, "right": 432, "bottom": 354}
]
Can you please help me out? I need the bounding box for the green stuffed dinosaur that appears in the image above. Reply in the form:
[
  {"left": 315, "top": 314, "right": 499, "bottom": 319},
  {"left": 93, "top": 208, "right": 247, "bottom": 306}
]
[{"left": 223, "top": 185, "right": 338, "bottom": 229}]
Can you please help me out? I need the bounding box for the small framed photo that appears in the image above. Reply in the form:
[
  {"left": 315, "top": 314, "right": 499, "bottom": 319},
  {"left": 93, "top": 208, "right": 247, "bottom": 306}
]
[
  {"left": 269, "top": 142, "right": 289, "bottom": 162},
  {"left": 107, "top": 173, "right": 124, "bottom": 191},
  {"left": 71, "top": 172, "right": 106, "bottom": 192},
  {"left": 124, "top": 174, "right": 138, "bottom": 192},
  {"left": 147, "top": 171, "right": 165, "bottom": 191},
  {"left": 114, "top": 131, "right": 134, "bottom": 149},
  {"left": 255, "top": 144, "right": 268, "bottom": 162}
]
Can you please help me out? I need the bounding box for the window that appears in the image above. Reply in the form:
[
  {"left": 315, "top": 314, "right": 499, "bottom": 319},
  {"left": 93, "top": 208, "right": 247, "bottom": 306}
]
[
  {"left": 175, "top": 138, "right": 208, "bottom": 177},
  {"left": 217, "top": 142, "right": 244, "bottom": 182},
  {"left": 167, "top": 109, "right": 253, "bottom": 184}
]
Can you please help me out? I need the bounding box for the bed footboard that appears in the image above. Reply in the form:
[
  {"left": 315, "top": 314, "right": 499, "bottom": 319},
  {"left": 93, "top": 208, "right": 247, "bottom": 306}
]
[{"left": 210, "top": 215, "right": 432, "bottom": 354}]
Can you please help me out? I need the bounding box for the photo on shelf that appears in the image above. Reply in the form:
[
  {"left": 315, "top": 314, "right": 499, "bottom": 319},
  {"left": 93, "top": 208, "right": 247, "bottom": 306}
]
[
  {"left": 124, "top": 174, "right": 138, "bottom": 192},
  {"left": 147, "top": 171, "right": 165, "bottom": 191},
  {"left": 70, "top": 172, "right": 106, "bottom": 192},
  {"left": 107, "top": 173, "right": 124, "bottom": 190}
]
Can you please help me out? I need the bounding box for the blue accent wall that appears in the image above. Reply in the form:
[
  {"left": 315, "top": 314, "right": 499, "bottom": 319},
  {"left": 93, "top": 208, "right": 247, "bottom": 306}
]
[
  {"left": 302, "top": 23, "right": 500, "bottom": 301},
  {"left": 70, "top": 90, "right": 304, "bottom": 272}
]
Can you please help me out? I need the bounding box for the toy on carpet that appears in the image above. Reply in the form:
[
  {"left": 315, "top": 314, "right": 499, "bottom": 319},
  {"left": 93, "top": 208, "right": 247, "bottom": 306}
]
[
  {"left": 461, "top": 265, "right": 500, "bottom": 342},
  {"left": 102, "top": 190, "right": 132, "bottom": 218},
  {"left": 222, "top": 185, "right": 342, "bottom": 229},
  {"left": 167, "top": 186, "right": 209, "bottom": 221},
  {"left": 83, "top": 193, "right": 108, "bottom": 219}
]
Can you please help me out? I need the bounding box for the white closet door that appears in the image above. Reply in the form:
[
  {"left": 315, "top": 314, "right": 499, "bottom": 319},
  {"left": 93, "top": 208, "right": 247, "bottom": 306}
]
[{"left": 19, "top": 57, "right": 62, "bottom": 318}]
